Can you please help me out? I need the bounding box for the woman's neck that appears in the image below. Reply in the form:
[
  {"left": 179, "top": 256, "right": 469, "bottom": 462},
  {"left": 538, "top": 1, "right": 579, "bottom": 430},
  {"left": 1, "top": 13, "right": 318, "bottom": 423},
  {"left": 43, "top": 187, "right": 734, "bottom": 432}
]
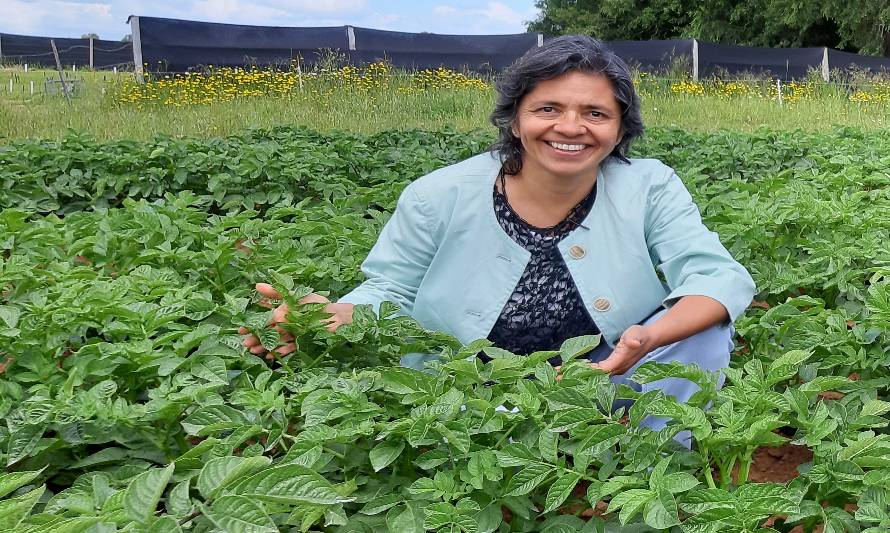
[{"left": 503, "top": 164, "right": 597, "bottom": 228}]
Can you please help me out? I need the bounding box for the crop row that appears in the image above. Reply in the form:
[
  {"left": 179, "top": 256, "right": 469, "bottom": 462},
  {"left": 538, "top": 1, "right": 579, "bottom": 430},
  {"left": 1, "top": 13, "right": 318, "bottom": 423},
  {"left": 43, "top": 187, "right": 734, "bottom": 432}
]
[{"left": 0, "top": 127, "right": 888, "bottom": 531}]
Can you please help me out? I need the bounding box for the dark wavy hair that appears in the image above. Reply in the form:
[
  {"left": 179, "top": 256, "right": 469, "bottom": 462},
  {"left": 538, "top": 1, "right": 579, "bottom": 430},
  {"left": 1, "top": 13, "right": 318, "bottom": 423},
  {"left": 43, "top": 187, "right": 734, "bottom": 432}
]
[{"left": 490, "top": 35, "right": 644, "bottom": 175}]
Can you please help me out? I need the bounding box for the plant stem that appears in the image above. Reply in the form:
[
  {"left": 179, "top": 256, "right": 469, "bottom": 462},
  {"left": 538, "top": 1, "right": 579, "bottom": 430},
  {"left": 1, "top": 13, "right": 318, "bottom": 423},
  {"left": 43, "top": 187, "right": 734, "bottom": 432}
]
[
  {"left": 701, "top": 446, "right": 717, "bottom": 489},
  {"left": 494, "top": 421, "right": 520, "bottom": 449},
  {"left": 737, "top": 449, "right": 754, "bottom": 485}
]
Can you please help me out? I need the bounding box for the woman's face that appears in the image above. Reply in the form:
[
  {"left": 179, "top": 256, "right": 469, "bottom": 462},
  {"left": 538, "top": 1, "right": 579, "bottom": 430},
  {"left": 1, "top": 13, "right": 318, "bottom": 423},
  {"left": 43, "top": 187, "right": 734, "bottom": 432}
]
[{"left": 513, "top": 70, "right": 623, "bottom": 183}]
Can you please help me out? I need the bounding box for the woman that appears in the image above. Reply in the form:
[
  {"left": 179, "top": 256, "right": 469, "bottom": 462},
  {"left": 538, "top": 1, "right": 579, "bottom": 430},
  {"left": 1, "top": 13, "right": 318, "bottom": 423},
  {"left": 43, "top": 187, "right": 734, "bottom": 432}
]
[{"left": 240, "top": 36, "right": 755, "bottom": 433}]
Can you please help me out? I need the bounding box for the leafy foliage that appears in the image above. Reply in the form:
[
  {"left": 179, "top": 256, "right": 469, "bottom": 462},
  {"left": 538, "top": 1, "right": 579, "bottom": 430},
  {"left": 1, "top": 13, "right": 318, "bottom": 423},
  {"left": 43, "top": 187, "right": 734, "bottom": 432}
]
[{"left": 0, "top": 126, "right": 888, "bottom": 531}]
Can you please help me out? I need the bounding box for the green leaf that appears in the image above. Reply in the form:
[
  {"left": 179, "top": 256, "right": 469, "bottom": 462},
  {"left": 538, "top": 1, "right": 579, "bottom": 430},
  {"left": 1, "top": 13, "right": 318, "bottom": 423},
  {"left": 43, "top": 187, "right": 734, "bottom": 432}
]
[
  {"left": 558, "top": 335, "right": 601, "bottom": 363},
  {"left": 505, "top": 463, "right": 554, "bottom": 496},
  {"left": 166, "top": 479, "right": 192, "bottom": 517},
  {"left": 180, "top": 405, "right": 249, "bottom": 435},
  {"left": 660, "top": 472, "right": 700, "bottom": 494},
  {"left": 0, "top": 486, "right": 45, "bottom": 529},
  {"left": 228, "top": 464, "right": 354, "bottom": 505},
  {"left": 147, "top": 516, "right": 184, "bottom": 533},
  {"left": 538, "top": 430, "right": 558, "bottom": 464},
  {"left": 124, "top": 464, "right": 174, "bottom": 524},
  {"left": 606, "top": 488, "right": 654, "bottom": 525},
  {"left": 369, "top": 441, "right": 405, "bottom": 472},
  {"left": 386, "top": 502, "right": 425, "bottom": 533},
  {"left": 543, "top": 472, "right": 582, "bottom": 513},
  {"left": 203, "top": 495, "right": 277, "bottom": 533},
  {"left": 642, "top": 489, "right": 679, "bottom": 529},
  {"left": 0, "top": 306, "right": 21, "bottom": 328},
  {"left": 360, "top": 494, "right": 403, "bottom": 515},
  {"left": 6, "top": 424, "right": 45, "bottom": 467},
  {"left": 197, "top": 455, "right": 272, "bottom": 500},
  {"left": 0, "top": 468, "right": 45, "bottom": 499}
]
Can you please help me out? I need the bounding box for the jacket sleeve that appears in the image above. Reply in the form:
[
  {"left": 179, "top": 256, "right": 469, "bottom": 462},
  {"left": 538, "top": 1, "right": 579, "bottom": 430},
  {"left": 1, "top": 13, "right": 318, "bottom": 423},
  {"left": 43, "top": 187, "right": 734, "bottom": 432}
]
[
  {"left": 644, "top": 168, "right": 756, "bottom": 322},
  {"left": 337, "top": 183, "right": 437, "bottom": 316}
]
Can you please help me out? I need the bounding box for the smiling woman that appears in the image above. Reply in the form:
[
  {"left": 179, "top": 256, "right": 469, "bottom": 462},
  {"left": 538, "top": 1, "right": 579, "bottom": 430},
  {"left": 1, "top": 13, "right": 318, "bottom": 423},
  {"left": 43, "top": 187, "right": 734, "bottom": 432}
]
[{"left": 241, "top": 35, "right": 755, "bottom": 442}]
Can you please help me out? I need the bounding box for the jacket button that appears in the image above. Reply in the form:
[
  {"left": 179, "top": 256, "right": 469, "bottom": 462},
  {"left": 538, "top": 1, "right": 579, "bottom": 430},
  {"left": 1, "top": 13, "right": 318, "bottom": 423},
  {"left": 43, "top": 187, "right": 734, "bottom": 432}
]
[
  {"left": 568, "top": 245, "right": 586, "bottom": 259},
  {"left": 592, "top": 298, "right": 611, "bottom": 312}
]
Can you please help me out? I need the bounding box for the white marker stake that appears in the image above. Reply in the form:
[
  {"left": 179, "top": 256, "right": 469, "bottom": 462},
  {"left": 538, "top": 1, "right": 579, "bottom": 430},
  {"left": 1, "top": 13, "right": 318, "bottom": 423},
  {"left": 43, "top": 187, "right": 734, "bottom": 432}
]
[{"left": 30, "top": 81, "right": 34, "bottom": 94}]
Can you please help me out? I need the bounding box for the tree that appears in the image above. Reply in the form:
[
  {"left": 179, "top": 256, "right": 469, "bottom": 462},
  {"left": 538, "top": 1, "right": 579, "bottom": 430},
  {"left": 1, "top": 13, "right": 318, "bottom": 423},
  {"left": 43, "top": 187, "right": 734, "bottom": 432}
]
[
  {"left": 528, "top": 0, "right": 890, "bottom": 56},
  {"left": 528, "top": 0, "right": 695, "bottom": 41}
]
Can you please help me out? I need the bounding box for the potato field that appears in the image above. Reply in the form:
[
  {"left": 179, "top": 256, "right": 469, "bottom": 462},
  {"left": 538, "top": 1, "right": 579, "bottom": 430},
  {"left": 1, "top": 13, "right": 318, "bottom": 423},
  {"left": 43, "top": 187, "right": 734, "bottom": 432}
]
[{"left": 0, "top": 126, "right": 889, "bottom": 532}]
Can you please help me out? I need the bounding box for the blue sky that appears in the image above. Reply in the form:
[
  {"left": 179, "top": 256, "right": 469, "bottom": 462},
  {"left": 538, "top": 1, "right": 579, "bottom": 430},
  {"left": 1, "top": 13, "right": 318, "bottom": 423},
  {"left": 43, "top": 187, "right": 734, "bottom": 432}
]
[{"left": 1, "top": 0, "right": 541, "bottom": 41}]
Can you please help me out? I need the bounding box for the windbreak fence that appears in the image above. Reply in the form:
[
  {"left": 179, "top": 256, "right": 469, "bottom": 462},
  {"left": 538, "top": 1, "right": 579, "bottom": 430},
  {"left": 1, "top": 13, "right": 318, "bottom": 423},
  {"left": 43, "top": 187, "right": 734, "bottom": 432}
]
[
  {"left": 5, "top": 15, "right": 890, "bottom": 80},
  {"left": 127, "top": 17, "right": 890, "bottom": 81},
  {"left": 0, "top": 33, "right": 132, "bottom": 69}
]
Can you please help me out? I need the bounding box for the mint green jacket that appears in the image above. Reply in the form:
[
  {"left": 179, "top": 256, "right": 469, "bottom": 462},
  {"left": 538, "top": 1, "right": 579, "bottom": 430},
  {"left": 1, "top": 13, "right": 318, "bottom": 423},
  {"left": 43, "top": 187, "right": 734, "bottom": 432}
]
[{"left": 339, "top": 152, "right": 755, "bottom": 348}]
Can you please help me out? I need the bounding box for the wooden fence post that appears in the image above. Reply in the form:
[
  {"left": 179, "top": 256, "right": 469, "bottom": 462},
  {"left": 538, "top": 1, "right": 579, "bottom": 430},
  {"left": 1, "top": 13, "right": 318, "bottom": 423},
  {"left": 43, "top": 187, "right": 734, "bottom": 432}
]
[{"left": 129, "top": 15, "right": 145, "bottom": 83}]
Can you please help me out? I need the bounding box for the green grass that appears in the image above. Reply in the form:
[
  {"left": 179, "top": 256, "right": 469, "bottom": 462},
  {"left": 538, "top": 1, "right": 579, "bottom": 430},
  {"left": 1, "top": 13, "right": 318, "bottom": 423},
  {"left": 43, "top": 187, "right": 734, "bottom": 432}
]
[{"left": 2, "top": 67, "right": 890, "bottom": 141}]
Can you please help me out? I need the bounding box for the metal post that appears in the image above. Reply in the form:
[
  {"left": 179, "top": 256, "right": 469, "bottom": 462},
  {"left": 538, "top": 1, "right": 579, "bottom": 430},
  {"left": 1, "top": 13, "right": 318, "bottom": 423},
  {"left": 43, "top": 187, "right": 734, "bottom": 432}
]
[
  {"left": 776, "top": 78, "right": 782, "bottom": 106},
  {"left": 129, "top": 15, "right": 145, "bottom": 83},
  {"left": 347, "top": 26, "right": 356, "bottom": 51},
  {"left": 537, "top": 34, "right": 543, "bottom": 47},
  {"left": 822, "top": 47, "right": 829, "bottom": 82},
  {"left": 0, "top": 34, "right": 3, "bottom": 61},
  {"left": 692, "top": 39, "right": 699, "bottom": 82},
  {"left": 89, "top": 36, "right": 94, "bottom": 69},
  {"left": 50, "top": 39, "right": 73, "bottom": 106}
]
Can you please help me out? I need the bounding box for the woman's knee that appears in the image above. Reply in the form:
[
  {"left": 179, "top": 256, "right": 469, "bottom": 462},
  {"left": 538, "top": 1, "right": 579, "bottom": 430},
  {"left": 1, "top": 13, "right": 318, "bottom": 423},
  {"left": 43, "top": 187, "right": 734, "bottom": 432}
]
[{"left": 647, "top": 322, "right": 733, "bottom": 372}]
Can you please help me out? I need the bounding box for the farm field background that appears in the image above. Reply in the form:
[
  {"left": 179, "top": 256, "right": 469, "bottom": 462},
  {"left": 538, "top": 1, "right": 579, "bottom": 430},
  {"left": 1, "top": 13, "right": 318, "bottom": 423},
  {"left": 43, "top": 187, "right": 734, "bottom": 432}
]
[
  {"left": 1, "top": 125, "right": 889, "bottom": 531},
  {"left": 3, "top": 65, "right": 890, "bottom": 140}
]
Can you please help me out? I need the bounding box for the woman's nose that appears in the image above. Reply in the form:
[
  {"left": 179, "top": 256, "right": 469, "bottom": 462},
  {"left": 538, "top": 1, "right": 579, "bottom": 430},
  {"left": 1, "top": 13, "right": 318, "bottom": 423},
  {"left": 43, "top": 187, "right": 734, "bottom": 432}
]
[{"left": 554, "top": 112, "right": 586, "bottom": 135}]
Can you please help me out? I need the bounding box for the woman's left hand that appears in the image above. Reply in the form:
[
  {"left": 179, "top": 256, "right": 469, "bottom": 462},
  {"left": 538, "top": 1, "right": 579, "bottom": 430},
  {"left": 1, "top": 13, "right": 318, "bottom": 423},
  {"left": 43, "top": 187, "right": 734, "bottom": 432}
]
[{"left": 591, "top": 324, "right": 656, "bottom": 375}]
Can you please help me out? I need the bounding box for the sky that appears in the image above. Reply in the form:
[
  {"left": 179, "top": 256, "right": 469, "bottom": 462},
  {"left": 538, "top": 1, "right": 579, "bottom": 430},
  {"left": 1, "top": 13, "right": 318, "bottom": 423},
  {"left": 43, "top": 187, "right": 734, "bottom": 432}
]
[{"left": 1, "top": 0, "right": 541, "bottom": 41}]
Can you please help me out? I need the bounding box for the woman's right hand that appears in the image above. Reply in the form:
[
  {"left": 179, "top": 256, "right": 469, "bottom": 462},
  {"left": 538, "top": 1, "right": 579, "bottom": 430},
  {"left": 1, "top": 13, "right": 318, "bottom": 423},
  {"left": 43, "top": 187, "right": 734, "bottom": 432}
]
[{"left": 238, "top": 282, "right": 355, "bottom": 360}]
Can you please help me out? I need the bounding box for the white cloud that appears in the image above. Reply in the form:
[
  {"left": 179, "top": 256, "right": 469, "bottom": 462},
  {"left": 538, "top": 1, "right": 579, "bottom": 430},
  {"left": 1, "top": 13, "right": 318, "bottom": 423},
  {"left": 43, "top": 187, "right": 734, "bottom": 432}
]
[
  {"left": 183, "top": 0, "right": 288, "bottom": 24},
  {"left": 274, "top": 0, "right": 367, "bottom": 13},
  {"left": 432, "top": 5, "right": 459, "bottom": 16},
  {"left": 0, "top": 0, "right": 114, "bottom": 36},
  {"left": 424, "top": 2, "right": 534, "bottom": 34}
]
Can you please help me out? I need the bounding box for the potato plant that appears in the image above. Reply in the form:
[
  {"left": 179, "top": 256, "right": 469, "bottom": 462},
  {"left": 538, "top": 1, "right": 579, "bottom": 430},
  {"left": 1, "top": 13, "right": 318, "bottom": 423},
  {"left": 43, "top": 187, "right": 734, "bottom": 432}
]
[{"left": 0, "top": 127, "right": 888, "bottom": 532}]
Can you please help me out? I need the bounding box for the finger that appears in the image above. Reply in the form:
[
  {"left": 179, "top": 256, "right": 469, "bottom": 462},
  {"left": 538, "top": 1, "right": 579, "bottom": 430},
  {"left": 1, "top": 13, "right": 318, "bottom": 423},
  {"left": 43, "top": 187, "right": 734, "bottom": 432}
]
[
  {"left": 242, "top": 335, "right": 260, "bottom": 348},
  {"left": 270, "top": 304, "right": 288, "bottom": 325},
  {"left": 554, "top": 365, "right": 563, "bottom": 382},
  {"left": 274, "top": 343, "right": 297, "bottom": 356},
  {"left": 249, "top": 344, "right": 267, "bottom": 355},
  {"left": 257, "top": 298, "right": 276, "bottom": 310},
  {"left": 256, "top": 283, "right": 283, "bottom": 300},
  {"left": 594, "top": 358, "right": 618, "bottom": 373},
  {"left": 324, "top": 320, "right": 341, "bottom": 333},
  {"left": 238, "top": 326, "right": 248, "bottom": 334},
  {"left": 299, "top": 293, "right": 331, "bottom": 305}
]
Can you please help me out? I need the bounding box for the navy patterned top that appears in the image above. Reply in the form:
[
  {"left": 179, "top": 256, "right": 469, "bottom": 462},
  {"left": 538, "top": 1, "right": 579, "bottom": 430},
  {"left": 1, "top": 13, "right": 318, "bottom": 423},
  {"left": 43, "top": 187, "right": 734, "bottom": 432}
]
[{"left": 486, "top": 172, "right": 600, "bottom": 362}]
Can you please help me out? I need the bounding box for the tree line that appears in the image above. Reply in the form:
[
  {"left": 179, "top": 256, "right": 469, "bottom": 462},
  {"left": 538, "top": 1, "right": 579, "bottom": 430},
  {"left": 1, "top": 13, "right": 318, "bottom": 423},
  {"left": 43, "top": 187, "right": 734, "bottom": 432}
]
[{"left": 527, "top": 0, "right": 890, "bottom": 56}]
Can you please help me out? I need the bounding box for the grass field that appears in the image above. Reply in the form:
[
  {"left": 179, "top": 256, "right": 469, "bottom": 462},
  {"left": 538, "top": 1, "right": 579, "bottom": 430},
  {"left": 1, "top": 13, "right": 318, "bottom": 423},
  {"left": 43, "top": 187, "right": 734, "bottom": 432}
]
[{"left": 2, "top": 66, "right": 890, "bottom": 141}]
